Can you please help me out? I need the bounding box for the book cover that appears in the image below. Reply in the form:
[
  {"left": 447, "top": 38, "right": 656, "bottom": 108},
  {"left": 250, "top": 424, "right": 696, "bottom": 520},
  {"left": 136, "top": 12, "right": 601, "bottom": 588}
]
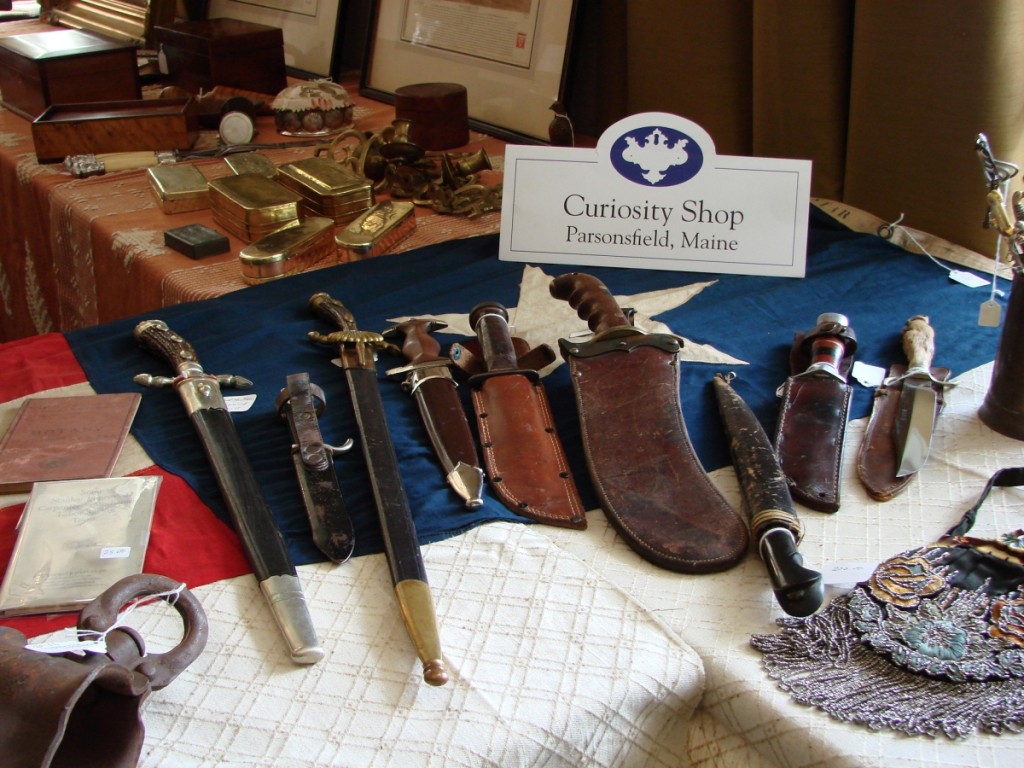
[
  {"left": 0, "top": 476, "right": 161, "bottom": 617},
  {"left": 0, "top": 393, "right": 141, "bottom": 493}
]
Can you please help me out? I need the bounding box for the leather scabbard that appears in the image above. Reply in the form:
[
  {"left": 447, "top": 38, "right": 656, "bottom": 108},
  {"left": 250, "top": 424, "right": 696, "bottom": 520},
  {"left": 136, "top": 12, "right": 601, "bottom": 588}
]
[
  {"left": 562, "top": 335, "right": 748, "bottom": 572},
  {"left": 773, "top": 317, "right": 857, "bottom": 514},
  {"left": 856, "top": 363, "right": 951, "bottom": 501}
]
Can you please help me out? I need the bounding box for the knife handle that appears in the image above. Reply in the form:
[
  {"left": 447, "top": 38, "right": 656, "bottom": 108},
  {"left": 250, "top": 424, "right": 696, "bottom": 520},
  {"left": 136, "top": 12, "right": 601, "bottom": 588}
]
[
  {"left": 902, "top": 315, "right": 935, "bottom": 373},
  {"left": 385, "top": 319, "right": 446, "bottom": 364},
  {"left": 309, "top": 291, "right": 357, "bottom": 332},
  {"left": 135, "top": 319, "right": 202, "bottom": 374},
  {"left": 550, "top": 272, "right": 631, "bottom": 334},
  {"left": 469, "top": 302, "right": 518, "bottom": 372}
]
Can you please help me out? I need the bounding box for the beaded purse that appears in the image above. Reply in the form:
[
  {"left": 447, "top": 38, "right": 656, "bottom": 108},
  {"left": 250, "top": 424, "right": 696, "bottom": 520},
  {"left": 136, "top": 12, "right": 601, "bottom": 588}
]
[{"left": 752, "top": 467, "right": 1024, "bottom": 738}]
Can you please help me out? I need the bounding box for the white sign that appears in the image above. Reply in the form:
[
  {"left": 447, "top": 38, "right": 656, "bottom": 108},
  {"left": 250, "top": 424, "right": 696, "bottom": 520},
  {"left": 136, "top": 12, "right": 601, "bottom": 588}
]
[{"left": 499, "top": 112, "right": 811, "bottom": 277}]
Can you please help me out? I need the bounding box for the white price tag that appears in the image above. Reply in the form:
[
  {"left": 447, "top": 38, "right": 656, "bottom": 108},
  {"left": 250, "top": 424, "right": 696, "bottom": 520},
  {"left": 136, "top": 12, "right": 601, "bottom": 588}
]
[
  {"left": 100, "top": 546, "right": 131, "bottom": 560},
  {"left": 851, "top": 361, "right": 886, "bottom": 388},
  {"left": 821, "top": 561, "right": 875, "bottom": 586},
  {"left": 225, "top": 394, "right": 257, "bottom": 412},
  {"left": 949, "top": 269, "right": 991, "bottom": 288}
]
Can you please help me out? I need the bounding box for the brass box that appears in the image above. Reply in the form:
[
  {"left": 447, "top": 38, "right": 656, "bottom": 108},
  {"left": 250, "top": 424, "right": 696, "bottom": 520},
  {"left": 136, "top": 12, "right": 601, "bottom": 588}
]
[
  {"left": 147, "top": 163, "right": 209, "bottom": 214},
  {"left": 208, "top": 173, "right": 302, "bottom": 243},
  {"left": 238, "top": 217, "right": 336, "bottom": 284},
  {"left": 335, "top": 200, "right": 416, "bottom": 262},
  {"left": 276, "top": 157, "right": 374, "bottom": 225}
]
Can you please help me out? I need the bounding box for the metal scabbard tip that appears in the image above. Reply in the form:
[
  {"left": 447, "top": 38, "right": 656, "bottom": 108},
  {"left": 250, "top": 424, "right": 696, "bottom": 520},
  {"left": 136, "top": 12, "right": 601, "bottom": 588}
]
[{"left": 423, "top": 659, "right": 449, "bottom": 686}]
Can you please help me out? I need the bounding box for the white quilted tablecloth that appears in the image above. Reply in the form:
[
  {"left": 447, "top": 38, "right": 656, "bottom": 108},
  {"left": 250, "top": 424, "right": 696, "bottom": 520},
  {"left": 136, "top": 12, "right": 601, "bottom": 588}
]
[{"left": 539, "top": 362, "right": 1024, "bottom": 768}]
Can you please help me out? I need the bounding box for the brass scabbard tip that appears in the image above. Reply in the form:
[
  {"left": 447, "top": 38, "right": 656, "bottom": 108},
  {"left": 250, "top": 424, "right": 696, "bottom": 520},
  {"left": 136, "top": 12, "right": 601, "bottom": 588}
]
[{"left": 423, "top": 659, "right": 449, "bottom": 686}]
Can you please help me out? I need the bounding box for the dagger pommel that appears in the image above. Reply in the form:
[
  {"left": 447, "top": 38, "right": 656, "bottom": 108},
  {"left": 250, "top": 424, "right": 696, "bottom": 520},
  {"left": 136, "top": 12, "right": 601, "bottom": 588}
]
[
  {"left": 550, "top": 273, "right": 632, "bottom": 335},
  {"left": 383, "top": 318, "right": 448, "bottom": 364}
]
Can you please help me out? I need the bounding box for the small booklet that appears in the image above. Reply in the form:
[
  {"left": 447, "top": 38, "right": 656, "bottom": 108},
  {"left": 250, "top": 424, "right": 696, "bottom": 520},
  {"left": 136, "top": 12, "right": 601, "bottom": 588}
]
[
  {"left": 0, "top": 393, "right": 141, "bottom": 493},
  {"left": 0, "top": 476, "right": 160, "bottom": 617}
]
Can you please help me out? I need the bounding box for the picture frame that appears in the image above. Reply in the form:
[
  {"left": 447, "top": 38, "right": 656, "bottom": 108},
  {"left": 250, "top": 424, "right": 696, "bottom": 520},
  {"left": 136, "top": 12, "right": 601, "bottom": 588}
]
[
  {"left": 206, "top": 0, "right": 342, "bottom": 78},
  {"left": 361, "top": 0, "right": 578, "bottom": 145}
]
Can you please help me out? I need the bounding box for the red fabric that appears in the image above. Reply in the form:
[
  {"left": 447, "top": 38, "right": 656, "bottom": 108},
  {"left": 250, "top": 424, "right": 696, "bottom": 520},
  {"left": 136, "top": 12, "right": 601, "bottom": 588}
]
[{"left": 0, "top": 335, "right": 251, "bottom": 638}]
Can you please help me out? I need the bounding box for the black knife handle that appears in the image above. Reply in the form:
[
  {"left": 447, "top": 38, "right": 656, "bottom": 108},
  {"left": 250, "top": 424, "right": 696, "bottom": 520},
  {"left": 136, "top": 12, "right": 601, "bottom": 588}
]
[
  {"left": 135, "top": 319, "right": 202, "bottom": 374},
  {"left": 309, "top": 291, "right": 357, "bottom": 332},
  {"left": 550, "top": 273, "right": 631, "bottom": 335},
  {"left": 470, "top": 302, "right": 518, "bottom": 372}
]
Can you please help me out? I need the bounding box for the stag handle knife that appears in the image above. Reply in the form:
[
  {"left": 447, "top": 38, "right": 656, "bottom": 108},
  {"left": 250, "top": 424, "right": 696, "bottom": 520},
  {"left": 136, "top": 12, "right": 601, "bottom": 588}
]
[
  {"left": 550, "top": 273, "right": 633, "bottom": 335},
  {"left": 133, "top": 319, "right": 323, "bottom": 664},
  {"left": 892, "top": 315, "right": 941, "bottom": 477},
  {"left": 383, "top": 319, "right": 485, "bottom": 509}
]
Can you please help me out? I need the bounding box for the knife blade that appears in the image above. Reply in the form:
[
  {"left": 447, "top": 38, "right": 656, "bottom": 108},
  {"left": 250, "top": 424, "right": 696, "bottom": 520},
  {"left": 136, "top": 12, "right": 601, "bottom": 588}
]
[{"left": 892, "top": 315, "right": 939, "bottom": 477}]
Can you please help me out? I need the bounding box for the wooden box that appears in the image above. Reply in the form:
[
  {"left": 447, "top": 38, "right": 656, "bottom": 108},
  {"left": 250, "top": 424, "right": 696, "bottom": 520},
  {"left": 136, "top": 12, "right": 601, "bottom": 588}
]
[
  {"left": 31, "top": 97, "right": 198, "bottom": 163},
  {"left": 0, "top": 28, "right": 140, "bottom": 120},
  {"left": 152, "top": 18, "right": 287, "bottom": 97}
]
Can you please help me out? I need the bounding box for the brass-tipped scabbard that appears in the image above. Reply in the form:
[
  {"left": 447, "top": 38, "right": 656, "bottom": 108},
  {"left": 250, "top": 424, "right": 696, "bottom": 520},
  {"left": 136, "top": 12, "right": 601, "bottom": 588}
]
[{"left": 396, "top": 579, "right": 448, "bottom": 686}]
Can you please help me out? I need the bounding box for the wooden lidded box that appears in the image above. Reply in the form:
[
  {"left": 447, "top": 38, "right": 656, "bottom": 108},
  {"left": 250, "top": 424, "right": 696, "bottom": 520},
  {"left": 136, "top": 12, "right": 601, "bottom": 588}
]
[
  {"left": 152, "top": 18, "right": 287, "bottom": 96},
  {"left": 0, "top": 29, "right": 140, "bottom": 120}
]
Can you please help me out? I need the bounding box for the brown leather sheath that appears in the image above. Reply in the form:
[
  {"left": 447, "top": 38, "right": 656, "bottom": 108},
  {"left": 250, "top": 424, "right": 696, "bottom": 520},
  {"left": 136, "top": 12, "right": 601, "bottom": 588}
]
[
  {"left": 561, "top": 335, "right": 749, "bottom": 572},
  {"left": 773, "top": 314, "right": 857, "bottom": 514},
  {"left": 856, "top": 363, "right": 951, "bottom": 501}
]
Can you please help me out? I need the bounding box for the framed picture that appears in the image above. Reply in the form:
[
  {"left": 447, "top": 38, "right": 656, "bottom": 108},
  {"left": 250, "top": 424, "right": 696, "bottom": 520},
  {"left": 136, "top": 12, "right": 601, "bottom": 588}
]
[
  {"left": 361, "top": 0, "right": 578, "bottom": 144},
  {"left": 40, "top": 0, "right": 176, "bottom": 45},
  {"left": 207, "top": 0, "right": 342, "bottom": 77}
]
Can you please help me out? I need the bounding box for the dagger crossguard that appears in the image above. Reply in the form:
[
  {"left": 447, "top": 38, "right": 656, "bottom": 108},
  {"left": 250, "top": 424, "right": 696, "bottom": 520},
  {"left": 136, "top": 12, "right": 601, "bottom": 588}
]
[{"left": 307, "top": 329, "right": 400, "bottom": 355}]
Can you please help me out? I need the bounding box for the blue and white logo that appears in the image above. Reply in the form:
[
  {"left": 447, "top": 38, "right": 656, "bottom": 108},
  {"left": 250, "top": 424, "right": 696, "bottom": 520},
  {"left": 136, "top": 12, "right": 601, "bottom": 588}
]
[
  {"left": 598, "top": 112, "right": 715, "bottom": 188},
  {"left": 610, "top": 125, "right": 703, "bottom": 186}
]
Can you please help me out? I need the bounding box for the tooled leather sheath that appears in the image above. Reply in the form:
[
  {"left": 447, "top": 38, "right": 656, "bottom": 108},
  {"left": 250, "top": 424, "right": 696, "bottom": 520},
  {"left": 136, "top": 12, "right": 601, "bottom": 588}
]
[{"left": 856, "top": 363, "right": 951, "bottom": 501}]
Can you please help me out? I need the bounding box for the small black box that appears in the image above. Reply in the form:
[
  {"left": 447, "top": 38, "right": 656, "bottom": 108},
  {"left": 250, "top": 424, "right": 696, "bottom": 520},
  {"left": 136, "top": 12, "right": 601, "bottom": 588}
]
[{"left": 164, "top": 223, "right": 230, "bottom": 259}]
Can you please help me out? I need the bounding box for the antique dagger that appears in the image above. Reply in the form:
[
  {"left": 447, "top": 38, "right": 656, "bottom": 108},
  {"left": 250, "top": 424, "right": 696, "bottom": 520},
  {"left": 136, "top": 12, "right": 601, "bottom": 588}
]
[
  {"left": 773, "top": 312, "right": 857, "bottom": 513},
  {"left": 713, "top": 373, "right": 824, "bottom": 617},
  {"left": 383, "top": 319, "right": 485, "bottom": 509},
  {"left": 133, "top": 319, "right": 323, "bottom": 664},
  {"left": 307, "top": 293, "right": 448, "bottom": 686},
  {"left": 453, "top": 301, "right": 587, "bottom": 529},
  {"left": 276, "top": 372, "right": 356, "bottom": 563},
  {"left": 889, "top": 316, "right": 947, "bottom": 477}
]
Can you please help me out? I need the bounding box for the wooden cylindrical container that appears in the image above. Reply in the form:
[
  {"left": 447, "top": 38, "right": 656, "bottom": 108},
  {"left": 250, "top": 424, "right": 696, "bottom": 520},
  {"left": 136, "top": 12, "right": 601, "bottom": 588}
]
[{"left": 394, "top": 82, "right": 469, "bottom": 150}]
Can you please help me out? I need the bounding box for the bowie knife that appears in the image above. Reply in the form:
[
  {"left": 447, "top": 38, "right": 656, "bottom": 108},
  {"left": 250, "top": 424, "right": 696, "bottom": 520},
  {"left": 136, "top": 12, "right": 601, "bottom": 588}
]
[
  {"left": 550, "top": 273, "right": 748, "bottom": 573},
  {"left": 773, "top": 312, "right": 857, "bottom": 513},
  {"left": 383, "top": 319, "right": 485, "bottom": 509},
  {"left": 307, "top": 293, "right": 448, "bottom": 686},
  {"left": 452, "top": 301, "right": 587, "bottom": 529},
  {"left": 713, "top": 373, "right": 823, "bottom": 616},
  {"left": 276, "top": 372, "right": 356, "bottom": 563},
  {"left": 133, "top": 319, "right": 323, "bottom": 665},
  {"left": 891, "top": 316, "right": 942, "bottom": 477}
]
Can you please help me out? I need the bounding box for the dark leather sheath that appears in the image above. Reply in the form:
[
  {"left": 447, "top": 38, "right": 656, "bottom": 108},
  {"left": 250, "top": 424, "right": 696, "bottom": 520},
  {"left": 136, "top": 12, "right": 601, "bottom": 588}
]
[
  {"left": 561, "top": 335, "right": 749, "bottom": 573},
  {"left": 774, "top": 317, "right": 857, "bottom": 514},
  {"left": 856, "top": 363, "right": 951, "bottom": 501}
]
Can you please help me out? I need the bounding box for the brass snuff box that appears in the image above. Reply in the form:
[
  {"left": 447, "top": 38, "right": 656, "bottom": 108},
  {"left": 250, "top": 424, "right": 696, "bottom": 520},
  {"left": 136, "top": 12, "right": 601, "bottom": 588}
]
[
  {"left": 238, "top": 216, "right": 336, "bottom": 284},
  {"left": 147, "top": 163, "right": 209, "bottom": 214},
  {"left": 224, "top": 151, "right": 278, "bottom": 178},
  {"left": 335, "top": 200, "right": 416, "bottom": 262},
  {"left": 207, "top": 172, "right": 303, "bottom": 242},
  {"left": 276, "top": 157, "right": 375, "bottom": 225}
]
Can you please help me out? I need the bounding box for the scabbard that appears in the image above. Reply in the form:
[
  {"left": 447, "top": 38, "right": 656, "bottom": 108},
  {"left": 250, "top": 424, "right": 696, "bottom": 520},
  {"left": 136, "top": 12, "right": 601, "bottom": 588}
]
[
  {"left": 773, "top": 316, "right": 857, "bottom": 513},
  {"left": 561, "top": 336, "right": 748, "bottom": 573},
  {"left": 856, "top": 363, "right": 952, "bottom": 501}
]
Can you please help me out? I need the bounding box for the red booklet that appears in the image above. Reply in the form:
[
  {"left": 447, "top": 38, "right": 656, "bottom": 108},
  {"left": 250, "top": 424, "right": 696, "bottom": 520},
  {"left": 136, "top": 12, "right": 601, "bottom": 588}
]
[{"left": 0, "top": 393, "right": 141, "bottom": 492}]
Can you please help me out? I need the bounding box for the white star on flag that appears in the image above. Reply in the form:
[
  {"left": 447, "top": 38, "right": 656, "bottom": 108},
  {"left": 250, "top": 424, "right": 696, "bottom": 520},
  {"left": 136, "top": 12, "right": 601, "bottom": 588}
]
[{"left": 387, "top": 265, "right": 747, "bottom": 375}]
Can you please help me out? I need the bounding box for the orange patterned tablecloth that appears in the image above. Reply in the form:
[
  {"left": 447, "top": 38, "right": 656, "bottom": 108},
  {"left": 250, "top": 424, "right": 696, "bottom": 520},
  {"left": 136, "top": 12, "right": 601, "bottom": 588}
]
[{"left": 0, "top": 19, "right": 503, "bottom": 342}]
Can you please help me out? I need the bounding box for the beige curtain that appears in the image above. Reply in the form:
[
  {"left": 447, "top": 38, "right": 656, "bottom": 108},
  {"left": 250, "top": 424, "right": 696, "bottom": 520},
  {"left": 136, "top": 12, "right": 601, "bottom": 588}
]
[{"left": 572, "top": 0, "right": 1024, "bottom": 256}]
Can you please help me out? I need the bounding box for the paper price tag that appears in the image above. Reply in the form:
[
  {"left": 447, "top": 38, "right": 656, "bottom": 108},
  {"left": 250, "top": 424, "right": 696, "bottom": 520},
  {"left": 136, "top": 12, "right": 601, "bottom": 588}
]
[
  {"left": 851, "top": 361, "right": 886, "bottom": 388},
  {"left": 100, "top": 546, "right": 131, "bottom": 560},
  {"left": 225, "top": 394, "right": 257, "bottom": 412},
  {"left": 821, "top": 561, "right": 875, "bottom": 586},
  {"left": 949, "top": 269, "right": 991, "bottom": 289}
]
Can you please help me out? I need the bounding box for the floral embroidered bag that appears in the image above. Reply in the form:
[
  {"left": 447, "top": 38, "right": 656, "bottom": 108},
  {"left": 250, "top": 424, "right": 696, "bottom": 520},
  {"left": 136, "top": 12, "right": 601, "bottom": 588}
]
[{"left": 751, "top": 466, "right": 1024, "bottom": 738}]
